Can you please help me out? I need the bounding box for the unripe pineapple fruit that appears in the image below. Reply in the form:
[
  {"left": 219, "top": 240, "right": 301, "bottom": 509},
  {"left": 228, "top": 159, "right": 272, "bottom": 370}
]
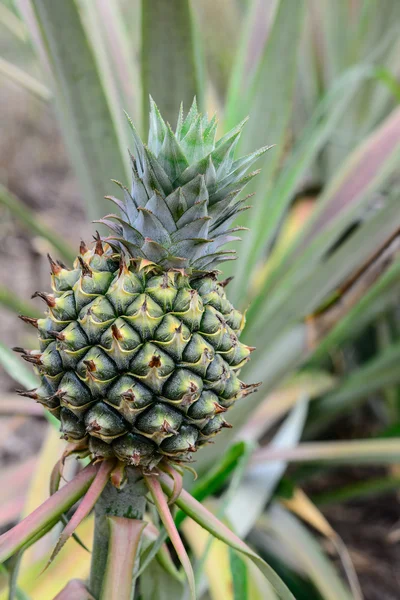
[{"left": 17, "top": 99, "right": 267, "bottom": 469}]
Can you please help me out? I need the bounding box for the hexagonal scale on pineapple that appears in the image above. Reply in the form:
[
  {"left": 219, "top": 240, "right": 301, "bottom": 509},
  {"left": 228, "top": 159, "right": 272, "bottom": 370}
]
[
  {"left": 76, "top": 347, "right": 118, "bottom": 395},
  {"left": 190, "top": 276, "right": 219, "bottom": 297},
  {"left": 203, "top": 354, "right": 230, "bottom": 393},
  {"left": 225, "top": 307, "right": 244, "bottom": 333},
  {"left": 199, "top": 414, "right": 232, "bottom": 442},
  {"left": 100, "top": 318, "right": 142, "bottom": 369},
  {"left": 152, "top": 315, "right": 191, "bottom": 360},
  {"left": 56, "top": 322, "right": 90, "bottom": 369},
  {"left": 73, "top": 267, "right": 114, "bottom": 312},
  {"left": 124, "top": 294, "right": 164, "bottom": 339},
  {"left": 161, "top": 368, "right": 203, "bottom": 408},
  {"left": 198, "top": 306, "right": 226, "bottom": 348},
  {"left": 105, "top": 375, "right": 154, "bottom": 423},
  {"left": 78, "top": 246, "right": 119, "bottom": 273},
  {"left": 113, "top": 432, "right": 157, "bottom": 467},
  {"left": 60, "top": 408, "right": 87, "bottom": 442},
  {"left": 106, "top": 265, "right": 143, "bottom": 314},
  {"left": 58, "top": 371, "right": 94, "bottom": 415},
  {"left": 217, "top": 370, "right": 242, "bottom": 401},
  {"left": 84, "top": 402, "right": 127, "bottom": 442},
  {"left": 78, "top": 296, "right": 116, "bottom": 343},
  {"left": 217, "top": 335, "right": 251, "bottom": 367},
  {"left": 48, "top": 256, "right": 81, "bottom": 293},
  {"left": 89, "top": 436, "right": 116, "bottom": 459},
  {"left": 129, "top": 343, "right": 175, "bottom": 394},
  {"left": 187, "top": 390, "right": 226, "bottom": 427},
  {"left": 36, "top": 316, "right": 65, "bottom": 339},
  {"left": 171, "top": 288, "right": 204, "bottom": 330},
  {"left": 160, "top": 424, "right": 198, "bottom": 456},
  {"left": 50, "top": 291, "right": 78, "bottom": 322},
  {"left": 180, "top": 333, "right": 215, "bottom": 376},
  {"left": 36, "top": 342, "right": 63, "bottom": 376},
  {"left": 145, "top": 272, "right": 178, "bottom": 311},
  {"left": 135, "top": 403, "right": 183, "bottom": 444}
]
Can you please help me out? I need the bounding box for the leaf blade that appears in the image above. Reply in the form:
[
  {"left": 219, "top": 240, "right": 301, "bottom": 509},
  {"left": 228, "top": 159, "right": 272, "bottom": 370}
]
[
  {"left": 47, "top": 461, "right": 114, "bottom": 567},
  {"left": 100, "top": 517, "right": 147, "bottom": 600},
  {"left": 145, "top": 475, "right": 196, "bottom": 600},
  {"left": 26, "top": 0, "right": 128, "bottom": 219},
  {"left": 159, "top": 473, "right": 295, "bottom": 600},
  {"left": 0, "top": 183, "right": 75, "bottom": 263},
  {"left": 141, "top": 0, "right": 202, "bottom": 130},
  {"left": 253, "top": 438, "right": 400, "bottom": 465},
  {"left": 0, "top": 463, "right": 98, "bottom": 563}
]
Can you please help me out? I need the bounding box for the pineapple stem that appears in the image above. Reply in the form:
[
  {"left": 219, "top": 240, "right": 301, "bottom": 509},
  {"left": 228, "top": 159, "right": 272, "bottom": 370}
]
[{"left": 89, "top": 467, "right": 147, "bottom": 598}]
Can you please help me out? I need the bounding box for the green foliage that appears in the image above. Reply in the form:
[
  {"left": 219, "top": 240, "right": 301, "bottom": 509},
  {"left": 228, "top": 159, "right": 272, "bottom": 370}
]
[
  {"left": 141, "top": 0, "right": 202, "bottom": 131},
  {"left": 21, "top": 0, "right": 128, "bottom": 219}
]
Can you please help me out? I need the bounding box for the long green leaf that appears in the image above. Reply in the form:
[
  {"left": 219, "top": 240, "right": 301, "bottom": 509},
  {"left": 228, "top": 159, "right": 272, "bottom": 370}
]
[
  {"left": 175, "top": 441, "right": 248, "bottom": 526},
  {"left": 249, "top": 104, "right": 400, "bottom": 322},
  {"left": 136, "top": 527, "right": 171, "bottom": 580},
  {"left": 0, "top": 463, "right": 98, "bottom": 563},
  {"left": 245, "top": 107, "right": 400, "bottom": 344},
  {"left": 238, "top": 371, "right": 335, "bottom": 443},
  {"left": 0, "top": 183, "right": 75, "bottom": 263},
  {"left": 145, "top": 475, "right": 196, "bottom": 600},
  {"left": 0, "top": 56, "right": 51, "bottom": 101},
  {"left": 239, "top": 64, "right": 379, "bottom": 285},
  {"left": 140, "top": 559, "right": 184, "bottom": 600},
  {"left": 318, "top": 0, "right": 400, "bottom": 173},
  {"left": 0, "top": 341, "right": 39, "bottom": 389},
  {"left": 193, "top": 441, "right": 254, "bottom": 587},
  {"left": 192, "top": 0, "right": 242, "bottom": 102},
  {"left": 0, "top": 3, "right": 28, "bottom": 41},
  {"left": 263, "top": 504, "right": 353, "bottom": 600},
  {"left": 253, "top": 438, "right": 400, "bottom": 465},
  {"left": 250, "top": 191, "right": 400, "bottom": 348},
  {"left": 188, "top": 441, "right": 248, "bottom": 498},
  {"left": 0, "top": 286, "right": 39, "bottom": 318},
  {"left": 225, "top": 0, "right": 279, "bottom": 129},
  {"left": 310, "top": 254, "right": 400, "bottom": 361},
  {"left": 229, "top": 0, "right": 305, "bottom": 302},
  {"left": 304, "top": 106, "right": 400, "bottom": 240},
  {"left": 312, "top": 474, "right": 400, "bottom": 506},
  {"left": 23, "top": 0, "right": 128, "bottom": 219},
  {"left": 96, "top": 0, "right": 142, "bottom": 127},
  {"left": 159, "top": 474, "right": 296, "bottom": 600},
  {"left": 0, "top": 565, "right": 29, "bottom": 600},
  {"left": 141, "top": 0, "right": 202, "bottom": 130},
  {"left": 226, "top": 400, "right": 307, "bottom": 537},
  {"left": 307, "top": 341, "right": 400, "bottom": 436},
  {"left": 229, "top": 548, "right": 249, "bottom": 600}
]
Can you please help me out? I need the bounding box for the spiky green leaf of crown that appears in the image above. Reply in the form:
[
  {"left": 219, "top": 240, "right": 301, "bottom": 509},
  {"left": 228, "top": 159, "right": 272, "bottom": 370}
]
[{"left": 100, "top": 98, "right": 270, "bottom": 271}]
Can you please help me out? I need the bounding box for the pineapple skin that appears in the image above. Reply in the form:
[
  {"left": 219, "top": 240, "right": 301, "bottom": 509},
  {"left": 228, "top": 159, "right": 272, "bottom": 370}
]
[
  {"left": 18, "top": 99, "right": 267, "bottom": 468},
  {"left": 19, "top": 244, "right": 257, "bottom": 468}
]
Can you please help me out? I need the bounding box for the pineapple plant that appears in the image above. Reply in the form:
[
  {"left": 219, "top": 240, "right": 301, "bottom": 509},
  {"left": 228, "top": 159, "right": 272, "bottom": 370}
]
[
  {"left": 15, "top": 99, "right": 266, "bottom": 470},
  {"left": 1, "top": 100, "right": 294, "bottom": 600},
  {"left": 1, "top": 2, "right": 399, "bottom": 597}
]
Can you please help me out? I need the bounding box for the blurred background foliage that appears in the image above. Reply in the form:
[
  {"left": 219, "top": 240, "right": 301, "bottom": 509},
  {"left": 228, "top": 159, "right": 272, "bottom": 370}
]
[{"left": 0, "top": 0, "right": 400, "bottom": 598}]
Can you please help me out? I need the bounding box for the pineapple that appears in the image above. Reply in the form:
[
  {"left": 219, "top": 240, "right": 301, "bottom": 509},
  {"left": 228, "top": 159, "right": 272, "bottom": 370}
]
[{"left": 16, "top": 99, "right": 267, "bottom": 469}]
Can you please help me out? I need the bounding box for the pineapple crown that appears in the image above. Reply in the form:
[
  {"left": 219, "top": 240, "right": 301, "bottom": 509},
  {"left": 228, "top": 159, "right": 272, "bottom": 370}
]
[{"left": 100, "top": 98, "right": 270, "bottom": 272}]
